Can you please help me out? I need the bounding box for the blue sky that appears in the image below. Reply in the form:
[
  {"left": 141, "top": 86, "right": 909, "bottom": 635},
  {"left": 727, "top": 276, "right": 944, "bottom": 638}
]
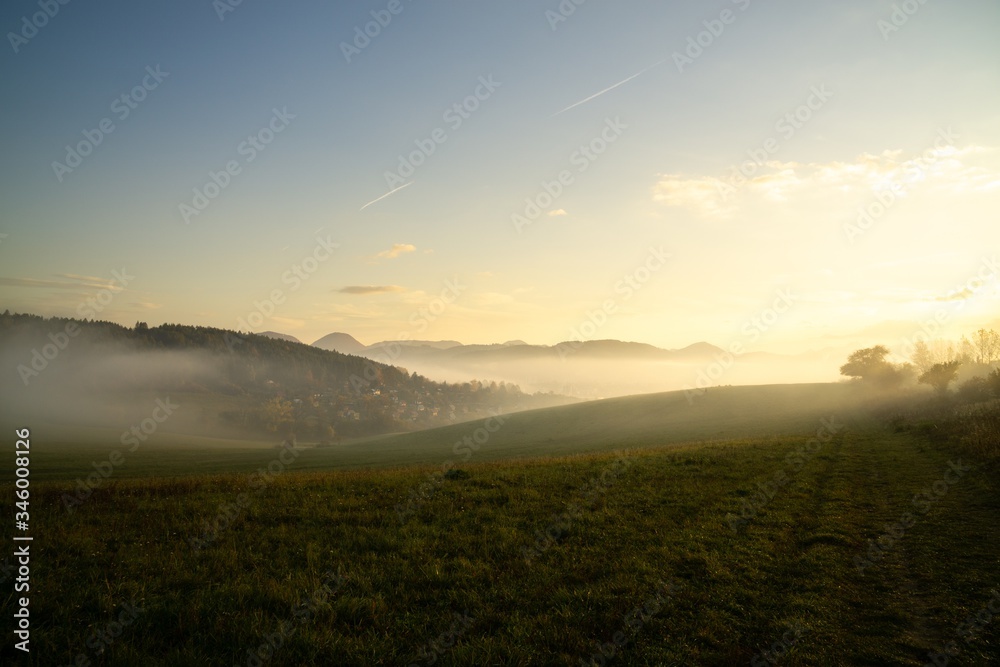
[{"left": 2, "top": 0, "right": 999, "bottom": 354}]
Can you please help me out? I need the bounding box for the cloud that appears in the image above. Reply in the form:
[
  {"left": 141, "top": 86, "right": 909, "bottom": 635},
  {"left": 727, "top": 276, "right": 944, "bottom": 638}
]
[
  {"left": 128, "top": 301, "right": 162, "bottom": 310},
  {"left": 338, "top": 285, "right": 406, "bottom": 295},
  {"left": 652, "top": 175, "right": 734, "bottom": 218},
  {"left": 548, "top": 209, "right": 568, "bottom": 217},
  {"left": 373, "top": 243, "right": 417, "bottom": 260},
  {"left": 652, "top": 145, "right": 999, "bottom": 219},
  {"left": 934, "top": 289, "right": 975, "bottom": 303}
]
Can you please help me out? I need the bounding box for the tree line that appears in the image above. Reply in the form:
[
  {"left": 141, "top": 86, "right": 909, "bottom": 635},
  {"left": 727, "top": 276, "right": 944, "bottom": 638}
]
[{"left": 841, "top": 327, "right": 1000, "bottom": 399}]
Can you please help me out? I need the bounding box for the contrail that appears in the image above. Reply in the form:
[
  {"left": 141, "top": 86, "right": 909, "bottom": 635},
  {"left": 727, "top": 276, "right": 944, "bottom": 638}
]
[
  {"left": 552, "top": 59, "right": 667, "bottom": 117},
  {"left": 360, "top": 182, "right": 413, "bottom": 210}
]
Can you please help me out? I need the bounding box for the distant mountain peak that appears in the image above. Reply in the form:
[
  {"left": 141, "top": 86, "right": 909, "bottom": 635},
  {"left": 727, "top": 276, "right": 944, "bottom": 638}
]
[
  {"left": 368, "top": 339, "right": 463, "bottom": 350},
  {"left": 674, "top": 341, "right": 726, "bottom": 356},
  {"left": 260, "top": 331, "right": 302, "bottom": 344},
  {"left": 312, "top": 332, "right": 367, "bottom": 355}
]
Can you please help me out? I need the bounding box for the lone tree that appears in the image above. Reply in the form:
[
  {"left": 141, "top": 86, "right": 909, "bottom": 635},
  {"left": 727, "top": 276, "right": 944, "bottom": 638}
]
[
  {"left": 918, "top": 361, "right": 961, "bottom": 395},
  {"left": 840, "top": 346, "right": 910, "bottom": 387}
]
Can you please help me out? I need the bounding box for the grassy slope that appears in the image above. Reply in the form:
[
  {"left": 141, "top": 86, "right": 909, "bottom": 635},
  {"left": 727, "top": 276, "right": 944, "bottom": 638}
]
[
  {"left": 14, "top": 383, "right": 865, "bottom": 481},
  {"left": 2, "top": 407, "right": 998, "bottom": 665},
  {"left": 302, "top": 382, "right": 864, "bottom": 469}
]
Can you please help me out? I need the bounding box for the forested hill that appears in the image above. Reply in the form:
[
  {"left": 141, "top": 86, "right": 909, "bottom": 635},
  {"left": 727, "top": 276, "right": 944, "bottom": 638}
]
[{"left": 0, "top": 312, "right": 572, "bottom": 440}]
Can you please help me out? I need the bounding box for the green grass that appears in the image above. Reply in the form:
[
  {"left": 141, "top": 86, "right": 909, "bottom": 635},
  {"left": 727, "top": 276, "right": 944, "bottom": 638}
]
[{"left": 2, "top": 399, "right": 998, "bottom": 665}]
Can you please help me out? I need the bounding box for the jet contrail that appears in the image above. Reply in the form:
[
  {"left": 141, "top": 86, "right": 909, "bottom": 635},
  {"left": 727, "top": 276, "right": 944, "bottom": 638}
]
[
  {"left": 360, "top": 182, "right": 413, "bottom": 211},
  {"left": 552, "top": 59, "right": 667, "bottom": 117}
]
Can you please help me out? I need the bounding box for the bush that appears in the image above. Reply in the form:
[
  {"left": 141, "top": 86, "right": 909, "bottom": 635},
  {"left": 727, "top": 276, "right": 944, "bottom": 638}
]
[
  {"left": 989, "top": 369, "right": 1000, "bottom": 398},
  {"left": 958, "top": 376, "right": 993, "bottom": 403}
]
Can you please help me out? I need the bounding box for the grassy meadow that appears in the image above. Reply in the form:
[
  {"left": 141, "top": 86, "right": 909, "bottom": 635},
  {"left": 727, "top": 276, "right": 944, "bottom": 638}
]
[{"left": 1, "top": 385, "right": 999, "bottom": 665}]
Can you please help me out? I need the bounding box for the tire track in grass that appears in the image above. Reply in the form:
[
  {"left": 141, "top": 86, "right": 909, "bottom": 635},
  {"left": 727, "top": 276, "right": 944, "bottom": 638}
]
[
  {"left": 654, "top": 424, "right": 976, "bottom": 664},
  {"left": 803, "top": 427, "right": 987, "bottom": 664},
  {"left": 787, "top": 430, "right": 931, "bottom": 663},
  {"left": 711, "top": 431, "right": 852, "bottom": 663}
]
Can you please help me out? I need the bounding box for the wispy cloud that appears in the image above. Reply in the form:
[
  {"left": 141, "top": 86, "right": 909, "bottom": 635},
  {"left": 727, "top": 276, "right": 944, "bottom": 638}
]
[
  {"left": 338, "top": 285, "right": 406, "bottom": 295},
  {"left": 373, "top": 243, "right": 417, "bottom": 260},
  {"left": 0, "top": 275, "right": 122, "bottom": 290},
  {"left": 652, "top": 175, "right": 735, "bottom": 219},
  {"left": 652, "top": 145, "right": 1000, "bottom": 219},
  {"left": 548, "top": 209, "right": 568, "bottom": 217},
  {"left": 552, "top": 60, "right": 665, "bottom": 116}
]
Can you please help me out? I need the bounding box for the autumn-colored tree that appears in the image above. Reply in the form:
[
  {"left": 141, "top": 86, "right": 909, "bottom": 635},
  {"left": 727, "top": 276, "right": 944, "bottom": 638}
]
[{"left": 259, "top": 397, "right": 294, "bottom": 432}]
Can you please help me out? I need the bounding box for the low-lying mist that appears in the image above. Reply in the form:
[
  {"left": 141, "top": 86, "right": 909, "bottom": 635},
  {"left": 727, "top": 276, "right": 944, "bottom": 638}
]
[
  {"left": 370, "top": 354, "right": 844, "bottom": 399},
  {"left": 1, "top": 342, "right": 245, "bottom": 442},
  {"left": 0, "top": 314, "right": 857, "bottom": 454}
]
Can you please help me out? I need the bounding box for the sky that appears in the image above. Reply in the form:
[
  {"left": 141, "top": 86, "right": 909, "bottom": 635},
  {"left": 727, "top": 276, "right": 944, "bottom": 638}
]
[{"left": 1, "top": 0, "right": 999, "bottom": 357}]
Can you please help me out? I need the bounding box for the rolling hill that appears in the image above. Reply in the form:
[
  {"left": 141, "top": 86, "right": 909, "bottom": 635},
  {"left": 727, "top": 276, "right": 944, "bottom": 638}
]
[
  {"left": 293, "top": 381, "right": 865, "bottom": 471},
  {"left": 15, "top": 382, "right": 868, "bottom": 481}
]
